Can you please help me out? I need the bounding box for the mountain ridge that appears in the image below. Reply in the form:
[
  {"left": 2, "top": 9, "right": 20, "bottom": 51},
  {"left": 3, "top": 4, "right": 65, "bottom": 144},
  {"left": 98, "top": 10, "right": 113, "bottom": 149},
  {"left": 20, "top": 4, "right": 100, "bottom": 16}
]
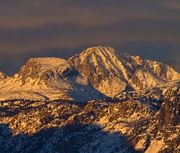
[
  {"left": 0, "top": 46, "right": 179, "bottom": 101},
  {"left": 0, "top": 46, "right": 179, "bottom": 153}
]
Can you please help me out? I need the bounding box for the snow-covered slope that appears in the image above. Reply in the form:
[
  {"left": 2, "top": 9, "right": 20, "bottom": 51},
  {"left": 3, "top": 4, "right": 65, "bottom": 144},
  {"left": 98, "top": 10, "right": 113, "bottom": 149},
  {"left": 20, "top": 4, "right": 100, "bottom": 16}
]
[
  {"left": 69, "top": 46, "right": 180, "bottom": 97},
  {"left": 0, "top": 57, "right": 104, "bottom": 101}
]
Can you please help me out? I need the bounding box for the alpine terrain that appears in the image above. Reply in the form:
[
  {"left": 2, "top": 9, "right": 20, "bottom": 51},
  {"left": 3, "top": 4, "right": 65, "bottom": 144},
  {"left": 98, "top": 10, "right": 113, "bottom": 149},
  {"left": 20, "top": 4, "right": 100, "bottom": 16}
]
[{"left": 0, "top": 46, "right": 179, "bottom": 153}]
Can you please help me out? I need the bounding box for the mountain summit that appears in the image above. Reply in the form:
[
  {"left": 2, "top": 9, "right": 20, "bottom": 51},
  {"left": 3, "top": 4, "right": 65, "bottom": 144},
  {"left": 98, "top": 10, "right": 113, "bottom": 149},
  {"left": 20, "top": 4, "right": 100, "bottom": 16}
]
[
  {"left": 18, "top": 57, "right": 71, "bottom": 85},
  {"left": 69, "top": 46, "right": 179, "bottom": 97}
]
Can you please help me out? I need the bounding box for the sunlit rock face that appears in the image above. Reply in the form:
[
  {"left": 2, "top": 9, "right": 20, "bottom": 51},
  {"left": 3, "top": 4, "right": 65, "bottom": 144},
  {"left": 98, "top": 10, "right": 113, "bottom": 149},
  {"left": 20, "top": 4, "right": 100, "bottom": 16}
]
[
  {"left": 0, "top": 72, "right": 6, "bottom": 80},
  {"left": 69, "top": 46, "right": 180, "bottom": 97},
  {"left": 69, "top": 47, "right": 130, "bottom": 97}
]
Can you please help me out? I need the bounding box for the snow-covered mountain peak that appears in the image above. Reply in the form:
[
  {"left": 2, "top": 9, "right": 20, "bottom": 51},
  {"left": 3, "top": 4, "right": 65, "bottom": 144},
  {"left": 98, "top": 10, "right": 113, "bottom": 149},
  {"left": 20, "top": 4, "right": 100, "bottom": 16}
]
[
  {"left": 69, "top": 46, "right": 180, "bottom": 97},
  {"left": 69, "top": 46, "right": 121, "bottom": 66},
  {"left": 69, "top": 46, "right": 135, "bottom": 97},
  {"left": 27, "top": 57, "right": 67, "bottom": 66},
  {"left": 20, "top": 57, "right": 69, "bottom": 73},
  {"left": 16, "top": 57, "right": 72, "bottom": 83},
  {"left": 81, "top": 46, "right": 116, "bottom": 56},
  {"left": 0, "top": 56, "right": 105, "bottom": 101}
]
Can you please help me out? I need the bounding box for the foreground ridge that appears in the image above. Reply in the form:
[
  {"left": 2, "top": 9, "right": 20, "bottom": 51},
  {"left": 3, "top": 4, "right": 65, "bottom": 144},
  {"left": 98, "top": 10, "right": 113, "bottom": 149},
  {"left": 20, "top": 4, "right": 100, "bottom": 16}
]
[{"left": 0, "top": 86, "right": 179, "bottom": 153}]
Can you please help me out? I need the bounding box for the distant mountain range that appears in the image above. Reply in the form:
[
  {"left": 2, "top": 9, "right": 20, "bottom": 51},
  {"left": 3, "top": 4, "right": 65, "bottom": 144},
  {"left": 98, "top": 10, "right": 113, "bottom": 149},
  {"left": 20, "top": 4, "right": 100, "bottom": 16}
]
[
  {"left": 0, "top": 46, "right": 179, "bottom": 153},
  {"left": 0, "top": 46, "right": 179, "bottom": 101}
]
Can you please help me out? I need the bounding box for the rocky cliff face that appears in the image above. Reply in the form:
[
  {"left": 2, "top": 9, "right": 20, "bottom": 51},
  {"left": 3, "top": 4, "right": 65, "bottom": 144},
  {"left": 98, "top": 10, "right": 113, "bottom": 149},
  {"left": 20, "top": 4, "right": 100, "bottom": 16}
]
[{"left": 158, "top": 87, "right": 180, "bottom": 127}]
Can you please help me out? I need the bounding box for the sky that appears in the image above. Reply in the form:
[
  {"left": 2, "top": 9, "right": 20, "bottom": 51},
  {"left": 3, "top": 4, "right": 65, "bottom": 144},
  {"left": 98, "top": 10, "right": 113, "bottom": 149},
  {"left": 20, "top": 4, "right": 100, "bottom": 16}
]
[{"left": 0, "top": 0, "right": 179, "bottom": 74}]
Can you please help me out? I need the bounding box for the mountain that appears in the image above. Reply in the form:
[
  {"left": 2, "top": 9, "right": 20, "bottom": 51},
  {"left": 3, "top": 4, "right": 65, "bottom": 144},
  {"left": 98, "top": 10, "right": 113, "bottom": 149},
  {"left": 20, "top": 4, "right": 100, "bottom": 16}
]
[
  {"left": 0, "top": 57, "right": 104, "bottom": 101},
  {"left": 69, "top": 46, "right": 179, "bottom": 97},
  {"left": 0, "top": 46, "right": 179, "bottom": 101},
  {"left": 0, "top": 46, "right": 179, "bottom": 153}
]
